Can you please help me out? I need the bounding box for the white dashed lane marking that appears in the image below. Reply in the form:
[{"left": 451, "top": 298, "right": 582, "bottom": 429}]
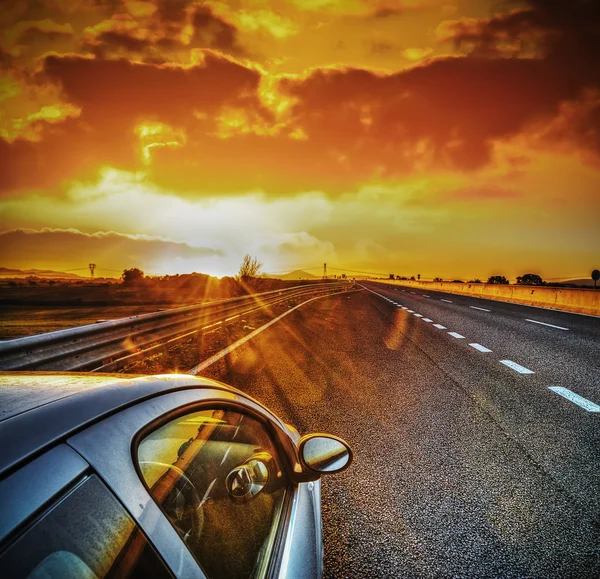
[
  {"left": 548, "top": 387, "right": 600, "bottom": 412},
  {"left": 448, "top": 332, "right": 465, "bottom": 339},
  {"left": 500, "top": 360, "right": 535, "bottom": 374},
  {"left": 423, "top": 295, "right": 430, "bottom": 298},
  {"left": 422, "top": 318, "right": 433, "bottom": 322},
  {"left": 407, "top": 309, "right": 415, "bottom": 313},
  {"left": 441, "top": 299, "right": 453, "bottom": 303},
  {"left": 525, "top": 319, "right": 569, "bottom": 331},
  {"left": 433, "top": 324, "right": 446, "bottom": 329},
  {"left": 470, "top": 306, "right": 491, "bottom": 312},
  {"left": 413, "top": 313, "right": 423, "bottom": 317},
  {"left": 469, "top": 343, "right": 492, "bottom": 353}
]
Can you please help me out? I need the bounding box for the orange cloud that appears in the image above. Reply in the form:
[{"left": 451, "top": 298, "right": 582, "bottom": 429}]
[{"left": 1, "top": 0, "right": 599, "bottom": 201}]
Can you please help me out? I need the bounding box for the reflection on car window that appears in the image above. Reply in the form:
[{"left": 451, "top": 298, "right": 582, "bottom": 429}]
[
  {"left": 0, "top": 475, "right": 172, "bottom": 579},
  {"left": 137, "top": 409, "right": 287, "bottom": 579}
]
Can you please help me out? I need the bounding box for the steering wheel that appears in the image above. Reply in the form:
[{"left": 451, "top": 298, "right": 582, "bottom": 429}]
[{"left": 140, "top": 461, "right": 204, "bottom": 548}]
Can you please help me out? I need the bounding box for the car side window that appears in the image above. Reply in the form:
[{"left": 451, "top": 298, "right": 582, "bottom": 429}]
[
  {"left": 137, "top": 408, "right": 288, "bottom": 579},
  {"left": 0, "top": 475, "right": 173, "bottom": 579}
]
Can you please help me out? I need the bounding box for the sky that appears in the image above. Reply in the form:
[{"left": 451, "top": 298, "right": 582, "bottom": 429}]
[{"left": 1, "top": 0, "right": 599, "bottom": 281}]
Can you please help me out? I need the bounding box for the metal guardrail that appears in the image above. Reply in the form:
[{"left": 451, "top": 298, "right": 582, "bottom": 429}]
[{"left": 0, "top": 282, "right": 350, "bottom": 372}]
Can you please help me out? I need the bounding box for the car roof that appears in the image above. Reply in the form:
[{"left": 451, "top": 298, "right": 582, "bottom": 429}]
[
  {"left": 0, "top": 372, "right": 286, "bottom": 479},
  {"left": 0, "top": 373, "right": 131, "bottom": 422}
]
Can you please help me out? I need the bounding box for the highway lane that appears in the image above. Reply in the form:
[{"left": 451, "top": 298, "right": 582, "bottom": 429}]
[
  {"left": 202, "top": 290, "right": 600, "bottom": 578},
  {"left": 362, "top": 281, "right": 600, "bottom": 516}
]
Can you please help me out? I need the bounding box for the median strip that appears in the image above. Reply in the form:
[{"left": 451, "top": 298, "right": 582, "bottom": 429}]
[
  {"left": 548, "top": 387, "right": 600, "bottom": 412},
  {"left": 500, "top": 360, "right": 534, "bottom": 374}
]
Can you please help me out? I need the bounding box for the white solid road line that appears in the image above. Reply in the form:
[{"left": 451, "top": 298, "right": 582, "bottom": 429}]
[
  {"left": 448, "top": 332, "right": 465, "bottom": 339},
  {"left": 548, "top": 387, "right": 600, "bottom": 412},
  {"left": 433, "top": 324, "right": 446, "bottom": 329},
  {"left": 500, "top": 360, "right": 535, "bottom": 374},
  {"left": 525, "top": 319, "right": 570, "bottom": 331},
  {"left": 470, "top": 306, "right": 491, "bottom": 312},
  {"left": 441, "top": 299, "right": 453, "bottom": 303},
  {"left": 188, "top": 291, "right": 350, "bottom": 374},
  {"left": 413, "top": 313, "right": 423, "bottom": 317},
  {"left": 469, "top": 343, "right": 492, "bottom": 353},
  {"left": 422, "top": 318, "right": 433, "bottom": 322}
]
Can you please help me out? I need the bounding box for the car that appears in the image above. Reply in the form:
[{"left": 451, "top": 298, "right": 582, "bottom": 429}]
[{"left": 0, "top": 372, "right": 353, "bottom": 579}]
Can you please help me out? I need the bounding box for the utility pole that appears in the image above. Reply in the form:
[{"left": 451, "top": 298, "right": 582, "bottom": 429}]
[
  {"left": 323, "top": 263, "right": 327, "bottom": 280},
  {"left": 89, "top": 263, "right": 96, "bottom": 279}
]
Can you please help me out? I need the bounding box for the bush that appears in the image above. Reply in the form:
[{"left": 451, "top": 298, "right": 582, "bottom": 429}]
[{"left": 487, "top": 275, "right": 509, "bottom": 284}]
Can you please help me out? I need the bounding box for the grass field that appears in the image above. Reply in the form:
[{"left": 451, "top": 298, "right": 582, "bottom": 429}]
[{"left": 0, "top": 305, "right": 165, "bottom": 339}]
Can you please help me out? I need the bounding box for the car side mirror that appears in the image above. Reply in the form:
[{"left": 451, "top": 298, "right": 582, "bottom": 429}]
[{"left": 298, "top": 434, "right": 353, "bottom": 475}]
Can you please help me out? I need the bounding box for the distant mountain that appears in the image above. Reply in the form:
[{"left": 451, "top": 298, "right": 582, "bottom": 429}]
[
  {"left": 0, "top": 267, "right": 84, "bottom": 279},
  {"left": 266, "top": 269, "right": 319, "bottom": 280}
]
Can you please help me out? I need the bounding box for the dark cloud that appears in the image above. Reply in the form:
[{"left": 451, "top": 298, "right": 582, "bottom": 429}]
[
  {"left": 0, "top": 52, "right": 265, "bottom": 192},
  {"left": 88, "top": 30, "right": 154, "bottom": 53},
  {"left": 154, "top": 0, "right": 190, "bottom": 23},
  {"left": 191, "top": 5, "right": 242, "bottom": 53},
  {"left": 16, "top": 22, "right": 73, "bottom": 45},
  {"left": 42, "top": 51, "right": 262, "bottom": 125},
  {"left": 279, "top": 56, "right": 564, "bottom": 175},
  {"left": 0, "top": 228, "right": 222, "bottom": 271},
  {"left": 81, "top": 2, "right": 244, "bottom": 58},
  {"left": 440, "top": 0, "right": 600, "bottom": 156}
]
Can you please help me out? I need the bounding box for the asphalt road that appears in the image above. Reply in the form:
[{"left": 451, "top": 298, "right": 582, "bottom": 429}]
[{"left": 203, "top": 284, "right": 600, "bottom": 578}]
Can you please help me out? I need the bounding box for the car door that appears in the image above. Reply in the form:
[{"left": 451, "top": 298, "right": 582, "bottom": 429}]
[
  {"left": 136, "top": 406, "right": 289, "bottom": 578},
  {"left": 67, "top": 388, "right": 311, "bottom": 579}
]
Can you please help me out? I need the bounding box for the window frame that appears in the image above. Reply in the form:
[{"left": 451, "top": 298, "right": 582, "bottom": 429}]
[{"left": 132, "top": 400, "right": 296, "bottom": 579}]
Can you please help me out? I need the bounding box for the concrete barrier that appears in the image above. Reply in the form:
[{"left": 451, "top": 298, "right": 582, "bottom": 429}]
[{"left": 372, "top": 279, "right": 600, "bottom": 316}]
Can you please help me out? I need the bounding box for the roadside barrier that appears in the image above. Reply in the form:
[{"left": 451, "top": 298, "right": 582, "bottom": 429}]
[
  {"left": 374, "top": 280, "right": 600, "bottom": 316},
  {"left": 0, "top": 282, "right": 351, "bottom": 371}
]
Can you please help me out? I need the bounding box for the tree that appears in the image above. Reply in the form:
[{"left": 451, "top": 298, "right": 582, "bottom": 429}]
[
  {"left": 468, "top": 279, "right": 482, "bottom": 283},
  {"left": 122, "top": 268, "right": 145, "bottom": 285},
  {"left": 433, "top": 277, "right": 443, "bottom": 282},
  {"left": 389, "top": 273, "right": 395, "bottom": 280},
  {"left": 516, "top": 273, "right": 544, "bottom": 286},
  {"left": 487, "top": 275, "right": 509, "bottom": 284},
  {"left": 237, "top": 255, "right": 262, "bottom": 281}
]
